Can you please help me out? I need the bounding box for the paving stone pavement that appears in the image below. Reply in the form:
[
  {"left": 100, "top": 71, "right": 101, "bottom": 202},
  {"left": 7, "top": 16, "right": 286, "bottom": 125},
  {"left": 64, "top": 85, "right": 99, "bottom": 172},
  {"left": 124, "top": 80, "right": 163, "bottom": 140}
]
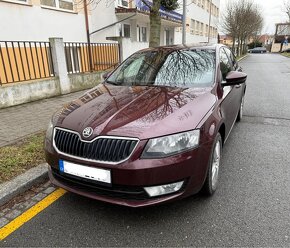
[
  {"left": 0, "top": 90, "right": 87, "bottom": 147},
  {"left": 0, "top": 181, "right": 56, "bottom": 229}
]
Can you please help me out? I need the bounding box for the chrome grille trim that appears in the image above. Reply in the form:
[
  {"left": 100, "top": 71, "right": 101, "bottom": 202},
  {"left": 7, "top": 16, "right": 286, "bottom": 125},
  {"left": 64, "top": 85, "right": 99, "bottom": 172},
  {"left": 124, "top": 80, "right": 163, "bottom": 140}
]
[{"left": 53, "top": 127, "right": 140, "bottom": 165}]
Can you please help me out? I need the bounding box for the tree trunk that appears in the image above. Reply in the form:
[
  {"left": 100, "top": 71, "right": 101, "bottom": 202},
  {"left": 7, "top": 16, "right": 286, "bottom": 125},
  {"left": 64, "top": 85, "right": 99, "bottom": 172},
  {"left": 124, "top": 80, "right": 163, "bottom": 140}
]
[
  {"left": 149, "top": 0, "right": 161, "bottom": 47},
  {"left": 237, "top": 38, "right": 240, "bottom": 57},
  {"left": 232, "top": 36, "right": 236, "bottom": 54}
]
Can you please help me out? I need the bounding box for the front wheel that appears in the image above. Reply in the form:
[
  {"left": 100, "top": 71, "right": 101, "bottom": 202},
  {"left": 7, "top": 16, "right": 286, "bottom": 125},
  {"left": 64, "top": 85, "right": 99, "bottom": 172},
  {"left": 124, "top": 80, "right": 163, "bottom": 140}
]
[{"left": 202, "top": 133, "right": 222, "bottom": 196}]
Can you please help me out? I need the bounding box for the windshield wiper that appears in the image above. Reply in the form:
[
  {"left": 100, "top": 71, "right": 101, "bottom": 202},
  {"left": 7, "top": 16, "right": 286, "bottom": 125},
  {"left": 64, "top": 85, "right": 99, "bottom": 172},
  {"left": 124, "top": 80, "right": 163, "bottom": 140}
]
[{"left": 105, "top": 80, "right": 119, "bottom": 86}]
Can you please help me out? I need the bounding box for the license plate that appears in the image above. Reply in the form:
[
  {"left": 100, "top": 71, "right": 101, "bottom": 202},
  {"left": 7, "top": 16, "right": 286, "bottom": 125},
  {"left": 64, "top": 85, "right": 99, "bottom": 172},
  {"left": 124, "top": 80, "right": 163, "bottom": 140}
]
[{"left": 59, "top": 160, "right": 111, "bottom": 184}]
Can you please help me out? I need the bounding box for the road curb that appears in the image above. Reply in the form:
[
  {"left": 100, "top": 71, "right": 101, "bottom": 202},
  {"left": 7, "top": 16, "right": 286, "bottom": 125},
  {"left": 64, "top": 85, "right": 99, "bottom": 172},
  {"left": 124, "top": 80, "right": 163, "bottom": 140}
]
[
  {"left": 237, "top": 54, "right": 248, "bottom": 61},
  {"left": 0, "top": 163, "right": 48, "bottom": 207}
]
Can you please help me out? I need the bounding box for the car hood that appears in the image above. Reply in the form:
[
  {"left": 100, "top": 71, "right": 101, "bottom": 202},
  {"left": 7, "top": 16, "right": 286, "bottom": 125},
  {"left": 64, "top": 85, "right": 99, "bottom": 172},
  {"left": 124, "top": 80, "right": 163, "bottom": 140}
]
[{"left": 54, "top": 83, "right": 216, "bottom": 140}]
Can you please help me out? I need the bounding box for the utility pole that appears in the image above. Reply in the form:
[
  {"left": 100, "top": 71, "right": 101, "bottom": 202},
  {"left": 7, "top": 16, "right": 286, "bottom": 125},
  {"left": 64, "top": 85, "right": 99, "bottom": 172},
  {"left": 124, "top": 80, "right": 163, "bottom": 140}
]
[
  {"left": 84, "top": 0, "right": 93, "bottom": 71},
  {"left": 208, "top": 0, "right": 212, "bottom": 43},
  {"left": 182, "top": 0, "right": 186, "bottom": 45}
]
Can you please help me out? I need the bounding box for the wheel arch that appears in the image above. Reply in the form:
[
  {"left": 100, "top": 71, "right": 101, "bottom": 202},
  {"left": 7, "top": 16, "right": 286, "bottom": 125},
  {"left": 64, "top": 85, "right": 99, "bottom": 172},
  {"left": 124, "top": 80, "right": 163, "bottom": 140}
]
[{"left": 218, "top": 123, "right": 226, "bottom": 145}]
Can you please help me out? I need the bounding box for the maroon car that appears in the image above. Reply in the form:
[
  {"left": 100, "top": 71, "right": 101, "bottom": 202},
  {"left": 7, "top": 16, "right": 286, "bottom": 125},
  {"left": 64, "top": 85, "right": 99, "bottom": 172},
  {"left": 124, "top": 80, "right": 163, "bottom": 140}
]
[{"left": 44, "top": 44, "right": 247, "bottom": 207}]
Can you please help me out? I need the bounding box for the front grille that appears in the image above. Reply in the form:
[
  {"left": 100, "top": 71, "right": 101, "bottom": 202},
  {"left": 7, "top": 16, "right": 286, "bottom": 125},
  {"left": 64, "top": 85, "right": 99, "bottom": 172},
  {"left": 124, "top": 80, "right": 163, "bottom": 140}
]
[
  {"left": 52, "top": 168, "right": 149, "bottom": 200},
  {"left": 53, "top": 128, "right": 138, "bottom": 163}
]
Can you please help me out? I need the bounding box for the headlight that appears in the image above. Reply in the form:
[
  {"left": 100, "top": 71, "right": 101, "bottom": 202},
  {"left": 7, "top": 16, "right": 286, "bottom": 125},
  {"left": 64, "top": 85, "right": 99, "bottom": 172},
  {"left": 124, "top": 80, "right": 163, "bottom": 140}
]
[
  {"left": 45, "top": 119, "right": 54, "bottom": 141},
  {"left": 141, "top": 130, "right": 200, "bottom": 158}
]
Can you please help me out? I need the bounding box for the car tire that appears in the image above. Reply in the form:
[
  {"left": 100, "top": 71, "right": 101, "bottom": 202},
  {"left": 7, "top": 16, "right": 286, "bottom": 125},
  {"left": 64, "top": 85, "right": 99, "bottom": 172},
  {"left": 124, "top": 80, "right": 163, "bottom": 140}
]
[
  {"left": 201, "top": 133, "right": 222, "bottom": 196},
  {"left": 236, "top": 95, "right": 244, "bottom": 122}
]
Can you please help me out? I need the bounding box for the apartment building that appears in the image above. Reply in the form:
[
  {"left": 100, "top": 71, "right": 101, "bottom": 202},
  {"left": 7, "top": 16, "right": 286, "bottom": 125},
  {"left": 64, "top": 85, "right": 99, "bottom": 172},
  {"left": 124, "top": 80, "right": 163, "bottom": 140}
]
[{"left": 174, "top": 0, "right": 220, "bottom": 44}]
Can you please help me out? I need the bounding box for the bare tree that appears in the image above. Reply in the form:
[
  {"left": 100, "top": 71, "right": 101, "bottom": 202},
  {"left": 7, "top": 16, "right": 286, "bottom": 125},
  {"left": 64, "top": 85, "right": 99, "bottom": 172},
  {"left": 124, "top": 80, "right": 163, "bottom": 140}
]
[
  {"left": 221, "top": 0, "right": 263, "bottom": 56},
  {"left": 284, "top": 0, "right": 290, "bottom": 22}
]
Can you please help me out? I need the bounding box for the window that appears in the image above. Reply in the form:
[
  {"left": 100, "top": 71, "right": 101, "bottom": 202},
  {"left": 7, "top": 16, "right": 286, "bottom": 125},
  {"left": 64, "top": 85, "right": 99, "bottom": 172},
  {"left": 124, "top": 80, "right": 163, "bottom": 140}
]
[
  {"left": 122, "top": 24, "right": 131, "bottom": 38},
  {"left": 118, "top": 0, "right": 129, "bottom": 7},
  {"left": 196, "top": 21, "right": 200, "bottom": 35},
  {"left": 41, "top": 0, "right": 73, "bottom": 10},
  {"left": 200, "top": 23, "right": 204, "bottom": 36},
  {"left": 220, "top": 48, "right": 232, "bottom": 80},
  {"left": 190, "top": 19, "right": 195, "bottom": 34},
  {"left": 224, "top": 47, "right": 237, "bottom": 70},
  {"left": 138, "top": 27, "right": 147, "bottom": 42}
]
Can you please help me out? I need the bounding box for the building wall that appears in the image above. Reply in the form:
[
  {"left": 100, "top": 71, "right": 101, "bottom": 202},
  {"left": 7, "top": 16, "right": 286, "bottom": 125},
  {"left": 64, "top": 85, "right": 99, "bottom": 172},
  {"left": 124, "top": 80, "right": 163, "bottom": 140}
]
[
  {"left": 121, "top": 38, "right": 149, "bottom": 60},
  {"left": 89, "top": 0, "right": 119, "bottom": 43},
  {"left": 0, "top": 0, "right": 88, "bottom": 42}
]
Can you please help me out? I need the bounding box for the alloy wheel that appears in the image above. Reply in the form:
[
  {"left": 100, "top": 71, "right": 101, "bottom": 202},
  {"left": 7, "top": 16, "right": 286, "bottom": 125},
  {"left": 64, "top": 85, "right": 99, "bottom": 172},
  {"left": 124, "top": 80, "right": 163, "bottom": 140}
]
[{"left": 211, "top": 139, "right": 221, "bottom": 190}]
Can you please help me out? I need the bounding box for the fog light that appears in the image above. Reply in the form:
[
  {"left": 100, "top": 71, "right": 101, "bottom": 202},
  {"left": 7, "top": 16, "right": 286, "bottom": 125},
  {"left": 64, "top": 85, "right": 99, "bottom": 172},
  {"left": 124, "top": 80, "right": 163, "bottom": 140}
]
[{"left": 144, "top": 181, "right": 184, "bottom": 197}]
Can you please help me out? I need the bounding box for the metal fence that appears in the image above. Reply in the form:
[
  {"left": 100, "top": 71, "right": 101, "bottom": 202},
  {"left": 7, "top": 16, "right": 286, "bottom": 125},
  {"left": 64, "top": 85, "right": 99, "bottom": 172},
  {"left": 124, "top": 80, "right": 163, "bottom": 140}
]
[
  {"left": 0, "top": 41, "right": 54, "bottom": 85},
  {"left": 64, "top": 42, "right": 120, "bottom": 74}
]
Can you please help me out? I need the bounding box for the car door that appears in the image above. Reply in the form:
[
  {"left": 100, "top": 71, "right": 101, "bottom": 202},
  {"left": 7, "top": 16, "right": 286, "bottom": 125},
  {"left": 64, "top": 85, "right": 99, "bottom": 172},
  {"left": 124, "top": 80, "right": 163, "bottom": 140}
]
[{"left": 219, "top": 47, "right": 243, "bottom": 140}]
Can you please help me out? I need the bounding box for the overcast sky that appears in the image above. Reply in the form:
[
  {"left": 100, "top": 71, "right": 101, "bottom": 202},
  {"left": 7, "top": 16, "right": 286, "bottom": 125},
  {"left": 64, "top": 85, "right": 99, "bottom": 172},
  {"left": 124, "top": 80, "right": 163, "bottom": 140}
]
[{"left": 220, "top": 0, "right": 289, "bottom": 34}]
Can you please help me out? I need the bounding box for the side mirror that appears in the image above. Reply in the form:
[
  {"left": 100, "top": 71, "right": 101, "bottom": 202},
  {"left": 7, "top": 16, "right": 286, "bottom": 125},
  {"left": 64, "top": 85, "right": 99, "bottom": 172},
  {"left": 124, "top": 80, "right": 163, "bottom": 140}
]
[
  {"left": 222, "top": 71, "right": 247, "bottom": 86},
  {"left": 102, "top": 71, "right": 112, "bottom": 80}
]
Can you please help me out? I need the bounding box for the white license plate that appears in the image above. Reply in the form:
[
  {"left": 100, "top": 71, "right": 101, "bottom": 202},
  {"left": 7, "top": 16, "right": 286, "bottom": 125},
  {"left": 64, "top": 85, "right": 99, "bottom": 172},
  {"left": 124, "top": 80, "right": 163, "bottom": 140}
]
[{"left": 59, "top": 160, "right": 111, "bottom": 184}]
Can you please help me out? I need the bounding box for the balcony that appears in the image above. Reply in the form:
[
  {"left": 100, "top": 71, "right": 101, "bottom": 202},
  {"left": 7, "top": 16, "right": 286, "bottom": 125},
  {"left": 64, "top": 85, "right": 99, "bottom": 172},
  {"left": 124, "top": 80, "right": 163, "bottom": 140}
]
[{"left": 115, "top": 0, "right": 183, "bottom": 26}]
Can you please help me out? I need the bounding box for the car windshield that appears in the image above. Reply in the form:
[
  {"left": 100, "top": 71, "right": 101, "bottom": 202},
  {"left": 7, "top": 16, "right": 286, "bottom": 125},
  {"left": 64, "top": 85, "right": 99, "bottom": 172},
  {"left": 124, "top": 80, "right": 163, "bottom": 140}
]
[{"left": 106, "top": 49, "right": 216, "bottom": 88}]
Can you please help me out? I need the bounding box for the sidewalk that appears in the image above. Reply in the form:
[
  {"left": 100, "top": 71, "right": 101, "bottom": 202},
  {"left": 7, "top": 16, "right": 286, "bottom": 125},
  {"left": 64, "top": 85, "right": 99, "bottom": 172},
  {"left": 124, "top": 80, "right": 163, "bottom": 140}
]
[{"left": 0, "top": 90, "right": 87, "bottom": 147}]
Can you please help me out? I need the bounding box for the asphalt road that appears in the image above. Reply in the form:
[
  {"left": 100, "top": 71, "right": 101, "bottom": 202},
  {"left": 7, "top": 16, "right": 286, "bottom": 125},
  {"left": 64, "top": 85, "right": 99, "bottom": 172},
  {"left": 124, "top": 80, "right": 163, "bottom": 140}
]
[{"left": 2, "top": 53, "right": 290, "bottom": 247}]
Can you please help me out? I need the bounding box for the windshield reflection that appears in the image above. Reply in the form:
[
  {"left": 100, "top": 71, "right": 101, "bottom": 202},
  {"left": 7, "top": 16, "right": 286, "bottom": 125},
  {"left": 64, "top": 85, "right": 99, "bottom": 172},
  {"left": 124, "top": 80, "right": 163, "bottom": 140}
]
[{"left": 107, "top": 48, "right": 216, "bottom": 88}]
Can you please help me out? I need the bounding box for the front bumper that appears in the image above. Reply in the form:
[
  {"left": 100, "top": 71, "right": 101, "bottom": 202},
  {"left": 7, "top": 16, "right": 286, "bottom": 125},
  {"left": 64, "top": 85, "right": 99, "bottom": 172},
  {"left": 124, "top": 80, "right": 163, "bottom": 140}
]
[{"left": 45, "top": 139, "right": 211, "bottom": 207}]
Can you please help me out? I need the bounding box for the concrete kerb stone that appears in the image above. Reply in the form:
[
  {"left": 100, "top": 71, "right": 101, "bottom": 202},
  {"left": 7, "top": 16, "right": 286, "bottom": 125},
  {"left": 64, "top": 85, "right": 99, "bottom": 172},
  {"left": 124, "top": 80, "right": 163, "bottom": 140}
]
[
  {"left": 237, "top": 54, "right": 248, "bottom": 62},
  {"left": 0, "top": 163, "right": 49, "bottom": 207}
]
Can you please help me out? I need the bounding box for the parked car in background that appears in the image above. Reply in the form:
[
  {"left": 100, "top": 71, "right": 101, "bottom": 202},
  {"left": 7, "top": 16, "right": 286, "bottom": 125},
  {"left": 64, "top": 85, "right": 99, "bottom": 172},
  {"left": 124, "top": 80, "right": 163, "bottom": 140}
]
[
  {"left": 44, "top": 44, "right": 247, "bottom": 207},
  {"left": 248, "top": 47, "right": 267, "bottom": 53}
]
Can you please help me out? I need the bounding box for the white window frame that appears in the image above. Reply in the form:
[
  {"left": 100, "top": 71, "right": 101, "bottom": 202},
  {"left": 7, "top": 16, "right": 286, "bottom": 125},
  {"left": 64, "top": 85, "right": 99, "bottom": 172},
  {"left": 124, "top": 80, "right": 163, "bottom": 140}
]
[
  {"left": 122, "top": 23, "right": 131, "bottom": 38},
  {"left": 118, "top": 0, "right": 129, "bottom": 8},
  {"left": 56, "top": 0, "right": 73, "bottom": 9},
  {"left": 138, "top": 26, "right": 147, "bottom": 42},
  {"left": 40, "top": 0, "right": 74, "bottom": 11}
]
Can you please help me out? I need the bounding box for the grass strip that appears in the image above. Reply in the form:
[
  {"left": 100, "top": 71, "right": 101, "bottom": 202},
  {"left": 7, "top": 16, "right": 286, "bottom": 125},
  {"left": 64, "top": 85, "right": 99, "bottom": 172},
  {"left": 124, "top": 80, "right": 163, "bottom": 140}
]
[{"left": 0, "top": 133, "right": 45, "bottom": 183}]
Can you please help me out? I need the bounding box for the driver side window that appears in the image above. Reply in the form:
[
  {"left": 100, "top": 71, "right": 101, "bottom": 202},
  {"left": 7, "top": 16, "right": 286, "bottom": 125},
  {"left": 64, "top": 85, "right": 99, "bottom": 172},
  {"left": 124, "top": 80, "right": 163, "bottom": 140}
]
[{"left": 219, "top": 48, "right": 232, "bottom": 81}]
